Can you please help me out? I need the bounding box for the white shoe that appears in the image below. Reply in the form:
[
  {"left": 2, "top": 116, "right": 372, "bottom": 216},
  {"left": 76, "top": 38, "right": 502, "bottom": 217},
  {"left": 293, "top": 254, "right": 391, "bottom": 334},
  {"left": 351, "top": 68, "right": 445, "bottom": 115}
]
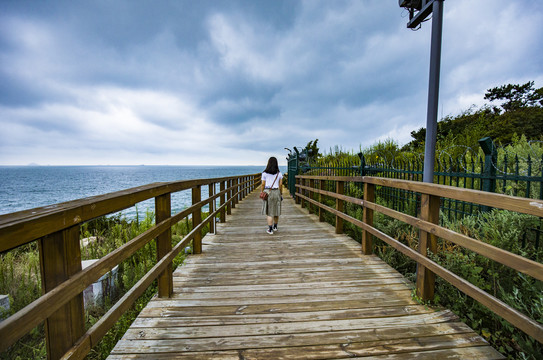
[
  {"left": 273, "top": 226, "right": 278, "bottom": 232},
  {"left": 266, "top": 228, "right": 273, "bottom": 235}
]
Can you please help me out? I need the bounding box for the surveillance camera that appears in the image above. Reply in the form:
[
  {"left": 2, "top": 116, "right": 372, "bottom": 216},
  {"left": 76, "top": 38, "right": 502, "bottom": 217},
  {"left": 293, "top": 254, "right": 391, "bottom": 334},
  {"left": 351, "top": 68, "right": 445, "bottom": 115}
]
[{"left": 399, "top": 0, "right": 422, "bottom": 10}]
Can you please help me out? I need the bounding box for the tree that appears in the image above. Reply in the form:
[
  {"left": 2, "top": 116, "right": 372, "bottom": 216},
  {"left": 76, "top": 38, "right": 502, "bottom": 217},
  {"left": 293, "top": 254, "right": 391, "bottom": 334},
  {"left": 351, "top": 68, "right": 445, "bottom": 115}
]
[
  {"left": 304, "top": 139, "right": 320, "bottom": 162},
  {"left": 401, "top": 81, "right": 543, "bottom": 152},
  {"left": 484, "top": 81, "right": 543, "bottom": 113},
  {"left": 488, "top": 107, "right": 543, "bottom": 144}
]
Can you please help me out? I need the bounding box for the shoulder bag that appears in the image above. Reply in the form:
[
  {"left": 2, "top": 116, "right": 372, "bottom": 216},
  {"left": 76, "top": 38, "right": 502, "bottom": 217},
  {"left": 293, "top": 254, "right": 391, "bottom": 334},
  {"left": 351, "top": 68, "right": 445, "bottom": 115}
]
[{"left": 260, "top": 173, "right": 279, "bottom": 200}]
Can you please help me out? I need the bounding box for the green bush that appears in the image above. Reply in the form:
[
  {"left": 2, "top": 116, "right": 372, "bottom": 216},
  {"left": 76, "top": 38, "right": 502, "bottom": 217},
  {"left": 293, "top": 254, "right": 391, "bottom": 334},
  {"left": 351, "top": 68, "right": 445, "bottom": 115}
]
[{"left": 431, "top": 210, "right": 543, "bottom": 359}]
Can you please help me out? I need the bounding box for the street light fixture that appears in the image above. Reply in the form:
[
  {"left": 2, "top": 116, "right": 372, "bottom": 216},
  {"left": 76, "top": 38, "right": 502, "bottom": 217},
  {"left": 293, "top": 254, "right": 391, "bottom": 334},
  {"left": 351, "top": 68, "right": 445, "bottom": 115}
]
[{"left": 399, "top": 0, "right": 422, "bottom": 22}]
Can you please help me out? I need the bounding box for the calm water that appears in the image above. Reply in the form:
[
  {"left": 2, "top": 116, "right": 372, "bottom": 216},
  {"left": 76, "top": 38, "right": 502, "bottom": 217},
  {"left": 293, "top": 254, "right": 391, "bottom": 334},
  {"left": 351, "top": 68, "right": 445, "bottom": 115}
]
[{"left": 0, "top": 166, "right": 283, "bottom": 218}]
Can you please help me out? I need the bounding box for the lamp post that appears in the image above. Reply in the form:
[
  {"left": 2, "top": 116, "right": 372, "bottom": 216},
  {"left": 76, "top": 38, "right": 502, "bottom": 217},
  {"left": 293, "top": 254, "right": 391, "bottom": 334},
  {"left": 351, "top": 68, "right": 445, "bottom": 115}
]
[
  {"left": 400, "top": 0, "right": 445, "bottom": 302},
  {"left": 400, "top": 0, "right": 444, "bottom": 184}
]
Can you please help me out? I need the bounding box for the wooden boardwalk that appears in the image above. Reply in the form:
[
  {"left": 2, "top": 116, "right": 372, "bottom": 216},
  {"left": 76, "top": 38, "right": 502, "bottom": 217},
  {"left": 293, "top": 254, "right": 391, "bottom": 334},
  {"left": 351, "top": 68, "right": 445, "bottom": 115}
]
[{"left": 109, "top": 190, "right": 503, "bottom": 359}]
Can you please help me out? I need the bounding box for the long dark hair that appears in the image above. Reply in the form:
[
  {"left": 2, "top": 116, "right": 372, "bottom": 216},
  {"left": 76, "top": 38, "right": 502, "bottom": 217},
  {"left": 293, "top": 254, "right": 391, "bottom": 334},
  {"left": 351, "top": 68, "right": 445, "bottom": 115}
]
[{"left": 264, "top": 156, "right": 279, "bottom": 174}]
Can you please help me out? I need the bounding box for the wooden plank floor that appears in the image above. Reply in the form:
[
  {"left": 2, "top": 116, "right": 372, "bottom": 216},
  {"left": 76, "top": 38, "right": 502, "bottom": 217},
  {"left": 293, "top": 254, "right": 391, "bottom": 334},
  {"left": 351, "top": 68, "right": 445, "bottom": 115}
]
[{"left": 109, "top": 190, "right": 504, "bottom": 359}]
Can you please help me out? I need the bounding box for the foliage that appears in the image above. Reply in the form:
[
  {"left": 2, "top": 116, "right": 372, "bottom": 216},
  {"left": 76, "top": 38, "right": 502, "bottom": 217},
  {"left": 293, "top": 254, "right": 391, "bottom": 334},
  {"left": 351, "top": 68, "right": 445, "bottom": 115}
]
[
  {"left": 490, "top": 107, "right": 543, "bottom": 145},
  {"left": 403, "top": 81, "right": 543, "bottom": 152},
  {"left": 404, "top": 106, "right": 498, "bottom": 153},
  {"left": 431, "top": 210, "right": 543, "bottom": 359},
  {"left": 320, "top": 145, "right": 359, "bottom": 163},
  {"left": 362, "top": 138, "right": 406, "bottom": 165},
  {"left": 304, "top": 139, "right": 321, "bottom": 162},
  {"left": 0, "top": 244, "right": 45, "bottom": 359},
  {"left": 495, "top": 135, "right": 543, "bottom": 198},
  {"left": 485, "top": 81, "right": 543, "bottom": 113},
  {"left": 372, "top": 210, "right": 418, "bottom": 282}
]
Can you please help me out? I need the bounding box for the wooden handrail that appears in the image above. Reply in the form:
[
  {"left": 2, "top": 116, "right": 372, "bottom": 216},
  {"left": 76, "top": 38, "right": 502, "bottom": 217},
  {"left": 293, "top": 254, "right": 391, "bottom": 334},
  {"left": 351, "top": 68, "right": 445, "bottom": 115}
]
[
  {"left": 298, "top": 175, "right": 543, "bottom": 217},
  {"left": 0, "top": 175, "right": 257, "bottom": 253},
  {"left": 295, "top": 183, "right": 543, "bottom": 281},
  {"left": 295, "top": 174, "right": 543, "bottom": 344},
  {"left": 0, "top": 173, "right": 260, "bottom": 359}
]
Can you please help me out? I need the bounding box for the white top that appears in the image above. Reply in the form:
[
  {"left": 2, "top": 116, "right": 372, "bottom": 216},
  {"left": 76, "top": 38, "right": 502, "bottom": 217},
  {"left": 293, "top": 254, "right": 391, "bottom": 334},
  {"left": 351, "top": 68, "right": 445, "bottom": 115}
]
[{"left": 262, "top": 172, "right": 283, "bottom": 189}]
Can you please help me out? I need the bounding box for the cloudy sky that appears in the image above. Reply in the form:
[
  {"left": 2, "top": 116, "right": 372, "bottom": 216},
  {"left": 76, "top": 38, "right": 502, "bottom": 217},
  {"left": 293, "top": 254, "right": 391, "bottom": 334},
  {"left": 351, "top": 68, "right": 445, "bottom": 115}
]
[{"left": 1, "top": 0, "right": 542, "bottom": 166}]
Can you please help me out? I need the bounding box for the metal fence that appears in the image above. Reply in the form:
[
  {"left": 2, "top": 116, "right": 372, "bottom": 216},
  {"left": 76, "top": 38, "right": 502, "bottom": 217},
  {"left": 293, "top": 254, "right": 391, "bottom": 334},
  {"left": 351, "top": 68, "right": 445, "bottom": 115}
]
[{"left": 286, "top": 138, "right": 543, "bottom": 248}]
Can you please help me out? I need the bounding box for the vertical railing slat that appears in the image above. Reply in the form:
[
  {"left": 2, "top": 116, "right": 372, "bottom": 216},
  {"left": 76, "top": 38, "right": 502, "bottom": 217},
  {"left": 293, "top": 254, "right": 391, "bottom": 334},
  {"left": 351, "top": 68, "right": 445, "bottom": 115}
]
[
  {"left": 295, "top": 177, "right": 301, "bottom": 204},
  {"left": 309, "top": 179, "right": 315, "bottom": 214},
  {"left": 231, "top": 178, "right": 237, "bottom": 209},
  {"left": 362, "top": 182, "right": 375, "bottom": 255},
  {"left": 155, "top": 193, "right": 173, "bottom": 298},
  {"left": 192, "top": 185, "right": 202, "bottom": 254},
  {"left": 300, "top": 178, "right": 306, "bottom": 209},
  {"left": 335, "top": 180, "right": 344, "bottom": 234},
  {"left": 319, "top": 180, "right": 325, "bottom": 222},
  {"left": 416, "top": 193, "right": 440, "bottom": 301},
  {"left": 220, "top": 181, "right": 226, "bottom": 223},
  {"left": 38, "top": 226, "right": 85, "bottom": 360},
  {"left": 208, "top": 183, "right": 215, "bottom": 234},
  {"left": 227, "top": 179, "right": 232, "bottom": 215}
]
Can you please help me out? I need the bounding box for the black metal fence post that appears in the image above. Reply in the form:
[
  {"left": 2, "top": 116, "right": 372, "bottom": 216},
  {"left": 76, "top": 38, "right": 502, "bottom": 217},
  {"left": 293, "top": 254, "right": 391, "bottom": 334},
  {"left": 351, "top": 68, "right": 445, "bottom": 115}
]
[
  {"left": 288, "top": 151, "right": 299, "bottom": 198},
  {"left": 479, "top": 137, "right": 497, "bottom": 212}
]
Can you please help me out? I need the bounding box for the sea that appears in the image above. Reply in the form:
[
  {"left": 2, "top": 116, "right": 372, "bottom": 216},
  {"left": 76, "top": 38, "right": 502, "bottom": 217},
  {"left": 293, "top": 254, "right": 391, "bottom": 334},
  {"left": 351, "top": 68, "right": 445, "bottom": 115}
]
[{"left": 0, "top": 165, "right": 285, "bottom": 218}]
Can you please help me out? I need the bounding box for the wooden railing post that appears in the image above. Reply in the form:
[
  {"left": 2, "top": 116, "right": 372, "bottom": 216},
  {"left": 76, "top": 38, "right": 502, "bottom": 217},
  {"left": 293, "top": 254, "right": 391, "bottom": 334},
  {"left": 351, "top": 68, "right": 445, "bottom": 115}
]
[
  {"left": 192, "top": 185, "right": 202, "bottom": 254},
  {"left": 335, "top": 181, "right": 344, "bottom": 234},
  {"left": 208, "top": 183, "right": 215, "bottom": 234},
  {"left": 239, "top": 176, "right": 243, "bottom": 201},
  {"left": 38, "top": 226, "right": 85, "bottom": 360},
  {"left": 244, "top": 176, "right": 248, "bottom": 197},
  {"left": 300, "top": 178, "right": 306, "bottom": 209},
  {"left": 362, "top": 182, "right": 375, "bottom": 255},
  {"left": 155, "top": 193, "right": 173, "bottom": 298},
  {"left": 309, "top": 179, "right": 315, "bottom": 214},
  {"left": 245, "top": 176, "right": 248, "bottom": 195},
  {"left": 235, "top": 177, "right": 240, "bottom": 204},
  {"left": 220, "top": 181, "right": 226, "bottom": 223},
  {"left": 295, "top": 177, "right": 301, "bottom": 204},
  {"left": 232, "top": 178, "right": 237, "bottom": 209},
  {"left": 227, "top": 179, "right": 232, "bottom": 215},
  {"left": 239, "top": 177, "right": 243, "bottom": 200},
  {"left": 319, "top": 180, "right": 325, "bottom": 222},
  {"left": 416, "top": 194, "right": 440, "bottom": 301},
  {"left": 239, "top": 177, "right": 243, "bottom": 202}
]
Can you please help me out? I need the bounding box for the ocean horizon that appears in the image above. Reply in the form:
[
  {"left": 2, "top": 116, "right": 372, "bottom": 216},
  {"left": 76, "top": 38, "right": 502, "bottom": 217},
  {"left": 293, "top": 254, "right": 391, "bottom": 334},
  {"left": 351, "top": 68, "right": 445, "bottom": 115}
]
[{"left": 0, "top": 165, "right": 286, "bottom": 217}]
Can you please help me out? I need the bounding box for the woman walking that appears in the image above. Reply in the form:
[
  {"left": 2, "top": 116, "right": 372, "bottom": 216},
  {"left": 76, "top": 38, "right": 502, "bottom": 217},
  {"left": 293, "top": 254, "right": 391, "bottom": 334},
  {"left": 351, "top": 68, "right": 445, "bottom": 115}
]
[{"left": 261, "top": 156, "right": 283, "bottom": 235}]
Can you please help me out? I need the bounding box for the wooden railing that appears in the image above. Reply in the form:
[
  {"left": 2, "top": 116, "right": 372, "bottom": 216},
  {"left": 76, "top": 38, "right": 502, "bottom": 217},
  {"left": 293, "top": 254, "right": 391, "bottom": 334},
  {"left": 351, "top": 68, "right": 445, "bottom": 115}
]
[
  {"left": 0, "top": 173, "right": 261, "bottom": 359},
  {"left": 295, "top": 174, "right": 543, "bottom": 344}
]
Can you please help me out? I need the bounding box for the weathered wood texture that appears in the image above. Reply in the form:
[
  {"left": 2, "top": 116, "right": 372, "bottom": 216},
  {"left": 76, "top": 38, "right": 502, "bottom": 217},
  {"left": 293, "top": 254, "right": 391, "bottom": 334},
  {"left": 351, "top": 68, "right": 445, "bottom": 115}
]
[
  {"left": 294, "top": 176, "right": 543, "bottom": 343},
  {"left": 109, "top": 191, "right": 503, "bottom": 359}
]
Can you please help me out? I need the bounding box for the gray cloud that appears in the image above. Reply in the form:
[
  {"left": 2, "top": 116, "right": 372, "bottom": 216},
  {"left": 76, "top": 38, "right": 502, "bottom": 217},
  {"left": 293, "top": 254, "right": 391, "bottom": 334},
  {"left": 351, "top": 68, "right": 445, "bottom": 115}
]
[{"left": 0, "top": 0, "right": 542, "bottom": 165}]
